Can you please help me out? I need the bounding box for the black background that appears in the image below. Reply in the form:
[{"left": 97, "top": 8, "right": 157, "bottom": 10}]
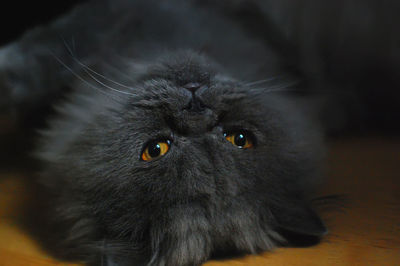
[
  {"left": 0, "top": 1, "right": 86, "bottom": 46},
  {"left": 0, "top": 1, "right": 398, "bottom": 136}
]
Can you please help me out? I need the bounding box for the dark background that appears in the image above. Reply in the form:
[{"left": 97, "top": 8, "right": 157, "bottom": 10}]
[
  {"left": 0, "top": 1, "right": 86, "bottom": 46},
  {"left": 0, "top": 1, "right": 399, "bottom": 138}
]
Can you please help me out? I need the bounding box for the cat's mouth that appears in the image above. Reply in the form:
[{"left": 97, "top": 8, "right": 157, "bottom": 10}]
[
  {"left": 181, "top": 82, "right": 209, "bottom": 113},
  {"left": 168, "top": 95, "right": 217, "bottom": 134},
  {"left": 183, "top": 96, "right": 207, "bottom": 113},
  {"left": 173, "top": 107, "right": 218, "bottom": 134}
]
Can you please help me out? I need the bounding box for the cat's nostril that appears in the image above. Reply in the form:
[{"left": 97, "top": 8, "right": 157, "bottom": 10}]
[{"left": 183, "top": 82, "right": 201, "bottom": 93}]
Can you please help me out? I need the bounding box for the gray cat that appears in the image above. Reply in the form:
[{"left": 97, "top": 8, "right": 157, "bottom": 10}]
[{"left": 5, "top": 0, "right": 396, "bottom": 265}]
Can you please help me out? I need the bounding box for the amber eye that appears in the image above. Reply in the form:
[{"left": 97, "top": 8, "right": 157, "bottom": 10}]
[
  {"left": 224, "top": 132, "right": 254, "bottom": 149},
  {"left": 141, "top": 140, "right": 171, "bottom": 161}
]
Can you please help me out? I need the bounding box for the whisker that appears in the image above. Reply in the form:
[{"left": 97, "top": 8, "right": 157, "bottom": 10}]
[
  {"left": 245, "top": 72, "right": 357, "bottom": 98},
  {"left": 60, "top": 37, "right": 136, "bottom": 95},
  {"left": 60, "top": 35, "right": 76, "bottom": 58},
  {"left": 50, "top": 50, "right": 123, "bottom": 101},
  {"left": 266, "top": 80, "right": 301, "bottom": 93},
  {"left": 77, "top": 60, "right": 136, "bottom": 90},
  {"left": 248, "top": 80, "right": 302, "bottom": 94},
  {"left": 249, "top": 78, "right": 354, "bottom": 98},
  {"left": 243, "top": 75, "right": 287, "bottom": 87},
  {"left": 102, "top": 61, "right": 141, "bottom": 82},
  {"left": 71, "top": 36, "right": 76, "bottom": 55},
  {"left": 264, "top": 87, "right": 302, "bottom": 94},
  {"left": 81, "top": 67, "right": 136, "bottom": 96}
]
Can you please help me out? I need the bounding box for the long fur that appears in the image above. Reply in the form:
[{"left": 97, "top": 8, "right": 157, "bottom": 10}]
[{"left": 1, "top": 0, "right": 397, "bottom": 265}]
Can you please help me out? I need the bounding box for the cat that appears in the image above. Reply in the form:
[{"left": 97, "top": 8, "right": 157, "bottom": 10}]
[
  {"left": 31, "top": 50, "right": 326, "bottom": 265},
  {"left": 4, "top": 0, "right": 398, "bottom": 265}
]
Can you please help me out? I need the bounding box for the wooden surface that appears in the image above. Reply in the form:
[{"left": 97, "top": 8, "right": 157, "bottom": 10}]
[{"left": 1, "top": 138, "right": 399, "bottom": 265}]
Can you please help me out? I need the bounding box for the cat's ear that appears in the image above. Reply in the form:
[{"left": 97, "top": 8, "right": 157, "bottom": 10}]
[{"left": 271, "top": 200, "right": 327, "bottom": 247}]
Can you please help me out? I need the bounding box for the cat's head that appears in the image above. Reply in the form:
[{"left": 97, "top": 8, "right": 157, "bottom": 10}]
[{"left": 39, "top": 51, "right": 326, "bottom": 258}]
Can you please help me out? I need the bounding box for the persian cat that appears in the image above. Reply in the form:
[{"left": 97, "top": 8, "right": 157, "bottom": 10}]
[{"left": 5, "top": 0, "right": 397, "bottom": 265}]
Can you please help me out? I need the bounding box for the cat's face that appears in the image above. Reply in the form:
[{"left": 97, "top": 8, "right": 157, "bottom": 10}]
[
  {"left": 44, "top": 52, "right": 326, "bottom": 262},
  {"left": 97, "top": 53, "right": 318, "bottom": 201}
]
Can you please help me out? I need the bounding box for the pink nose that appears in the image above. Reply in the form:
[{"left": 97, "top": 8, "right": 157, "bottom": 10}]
[{"left": 183, "top": 82, "right": 201, "bottom": 93}]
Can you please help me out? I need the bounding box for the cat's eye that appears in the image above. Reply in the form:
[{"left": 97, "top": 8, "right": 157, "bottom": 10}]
[
  {"left": 224, "top": 131, "right": 254, "bottom": 149},
  {"left": 141, "top": 140, "right": 171, "bottom": 161}
]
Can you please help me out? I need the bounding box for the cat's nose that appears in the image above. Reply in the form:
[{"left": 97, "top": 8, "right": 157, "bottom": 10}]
[{"left": 183, "top": 82, "right": 201, "bottom": 94}]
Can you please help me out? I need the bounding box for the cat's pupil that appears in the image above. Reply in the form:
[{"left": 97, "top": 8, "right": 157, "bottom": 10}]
[
  {"left": 148, "top": 143, "right": 161, "bottom": 158},
  {"left": 234, "top": 133, "right": 246, "bottom": 147}
]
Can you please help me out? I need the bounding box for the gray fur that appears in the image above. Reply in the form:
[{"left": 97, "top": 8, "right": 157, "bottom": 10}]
[
  {"left": 10, "top": 0, "right": 393, "bottom": 265},
  {"left": 35, "top": 51, "right": 325, "bottom": 265}
]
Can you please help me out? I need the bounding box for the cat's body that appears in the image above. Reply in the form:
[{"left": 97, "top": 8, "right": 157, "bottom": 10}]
[{"left": 0, "top": 0, "right": 399, "bottom": 265}]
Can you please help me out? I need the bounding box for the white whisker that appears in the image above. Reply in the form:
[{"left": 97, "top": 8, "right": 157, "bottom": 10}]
[
  {"left": 249, "top": 80, "right": 301, "bottom": 94},
  {"left": 60, "top": 37, "right": 136, "bottom": 95},
  {"left": 243, "top": 76, "right": 284, "bottom": 87},
  {"left": 264, "top": 87, "right": 299, "bottom": 94},
  {"left": 102, "top": 61, "right": 141, "bottom": 82},
  {"left": 77, "top": 60, "right": 135, "bottom": 90},
  {"left": 81, "top": 67, "right": 136, "bottom": 96},
  {"left": 50, "top": 51, "right": 123, "bottom": 101}
]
